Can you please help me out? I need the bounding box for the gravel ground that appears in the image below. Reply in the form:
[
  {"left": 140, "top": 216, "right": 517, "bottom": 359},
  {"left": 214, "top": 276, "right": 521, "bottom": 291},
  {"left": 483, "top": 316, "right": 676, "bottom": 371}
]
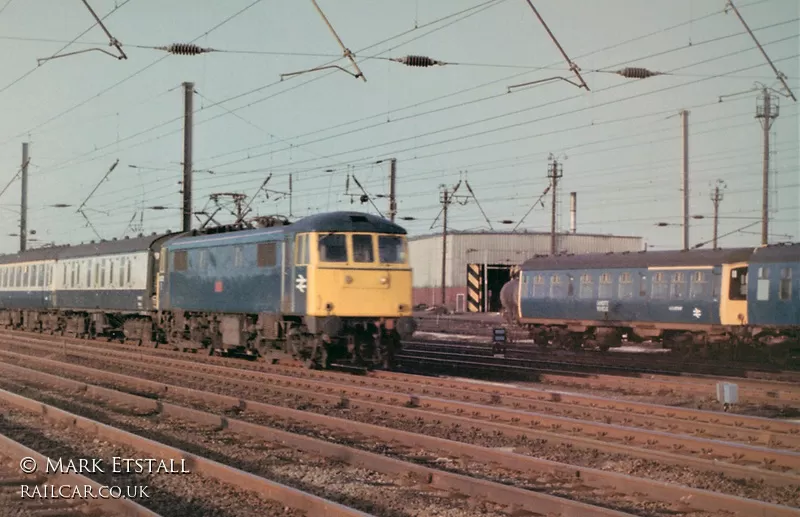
[
  {"left": 0, "top": 401, "right": 306, "bottom": 517},
  {"left": 0, "top": 376, "right": 516, "bottom": 517},
  {"left": 3, "top": 354, "right": 797, "bottom": 510}
]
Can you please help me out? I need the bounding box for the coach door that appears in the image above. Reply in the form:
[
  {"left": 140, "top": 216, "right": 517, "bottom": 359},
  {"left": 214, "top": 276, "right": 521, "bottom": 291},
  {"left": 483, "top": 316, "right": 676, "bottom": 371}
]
[{"left": 720, "top": 262, "right": 748, "bottom": 325}]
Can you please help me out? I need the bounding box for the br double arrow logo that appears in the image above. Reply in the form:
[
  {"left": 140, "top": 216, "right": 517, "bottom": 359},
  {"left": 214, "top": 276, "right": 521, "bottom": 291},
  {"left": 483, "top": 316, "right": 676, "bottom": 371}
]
[{"left": 296, "top": 274, "right": 307, "bottom": 293}]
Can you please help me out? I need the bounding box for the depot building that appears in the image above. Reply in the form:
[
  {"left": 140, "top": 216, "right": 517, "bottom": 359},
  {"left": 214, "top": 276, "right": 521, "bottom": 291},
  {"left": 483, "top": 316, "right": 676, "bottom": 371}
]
[{"left": 408, "top": 230, "right": 644, "bottom": 313}]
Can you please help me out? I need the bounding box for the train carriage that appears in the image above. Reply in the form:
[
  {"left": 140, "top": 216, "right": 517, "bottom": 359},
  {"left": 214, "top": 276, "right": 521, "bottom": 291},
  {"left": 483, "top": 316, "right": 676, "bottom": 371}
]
[{"left": 511, "top": 245, "right": 799, "bottom": 359}]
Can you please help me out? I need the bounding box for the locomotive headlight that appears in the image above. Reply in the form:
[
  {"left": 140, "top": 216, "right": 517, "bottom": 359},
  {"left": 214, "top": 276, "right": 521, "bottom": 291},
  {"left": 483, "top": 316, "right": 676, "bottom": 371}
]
[{"left": 344, "top": 275, "right": 353, "bottom": 284}]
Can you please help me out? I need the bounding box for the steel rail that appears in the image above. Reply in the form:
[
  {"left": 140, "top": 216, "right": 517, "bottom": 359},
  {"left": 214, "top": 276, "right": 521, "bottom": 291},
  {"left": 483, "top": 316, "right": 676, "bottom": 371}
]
[
  {"left": 3, "top": 331, "right": 796, "bottom": 435},
  {"left": 0, "top": 360, "right": 645, "bottom": 517},
  {"left": 2, "top": 346, "right": 798, "bottom": 488},
  {"left": 394, "top": 351, "right": 800, "bottom": 405},
  {"left": 0, "top": 433, "right": 162, "bottom": 517},
  {"left": 1, "top": 358, "right": 797, "bottom": 517},
  {"left": 0, "top": 387, "right": 377, "bottom": 517}
]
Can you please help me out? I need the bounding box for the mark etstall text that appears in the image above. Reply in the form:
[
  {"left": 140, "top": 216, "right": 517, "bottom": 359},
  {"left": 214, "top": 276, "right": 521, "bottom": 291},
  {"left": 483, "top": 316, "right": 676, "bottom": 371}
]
[
  {"left": 46, "top": 458, "right": 190, "bottom": 474},
  {"left": 20, "top": 485, "right": 149, "bottom": 499}
]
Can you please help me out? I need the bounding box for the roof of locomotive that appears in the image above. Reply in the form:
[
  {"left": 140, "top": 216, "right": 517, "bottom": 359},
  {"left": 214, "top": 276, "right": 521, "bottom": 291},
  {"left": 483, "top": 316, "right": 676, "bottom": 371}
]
[
  {"left": 749, "top": 242, "right": 800, "bottom": 264},
  {"left": 0, "top": 233, "right": 174, "bottom": 265},
  {"left": 289, "top": 211, "right": 406, "bottom": 235},
  {"left": 520, "top": 247, "right": 756, "bottom": 271},
  {"left": 164, "top": 211, "right": 406, "bottom": 250}
]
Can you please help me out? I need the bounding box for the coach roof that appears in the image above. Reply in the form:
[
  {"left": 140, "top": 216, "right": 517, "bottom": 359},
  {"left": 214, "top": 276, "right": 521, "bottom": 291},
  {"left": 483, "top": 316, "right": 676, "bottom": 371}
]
[
  {"left": 0, "top": 233, "right": 172, "bottom": 265},
  {"left": 520, "top": 247, "right": 755, "bottom": 271}
]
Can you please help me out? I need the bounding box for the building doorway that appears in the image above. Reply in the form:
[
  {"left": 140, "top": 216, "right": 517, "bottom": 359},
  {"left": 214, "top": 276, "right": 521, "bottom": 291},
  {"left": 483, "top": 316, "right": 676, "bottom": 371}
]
[
  {"left": 466, "top": 264, "right": 512, "bottom": 312},
  {"left": 486, "top": 266, "right": 511, "bottom": 312}
]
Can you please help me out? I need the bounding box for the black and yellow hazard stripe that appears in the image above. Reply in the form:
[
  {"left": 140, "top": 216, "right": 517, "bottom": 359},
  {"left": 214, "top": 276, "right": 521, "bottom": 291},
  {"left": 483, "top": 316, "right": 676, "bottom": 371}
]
[{"left": 467, "top": 264, "right": 482, "bottom": 312}]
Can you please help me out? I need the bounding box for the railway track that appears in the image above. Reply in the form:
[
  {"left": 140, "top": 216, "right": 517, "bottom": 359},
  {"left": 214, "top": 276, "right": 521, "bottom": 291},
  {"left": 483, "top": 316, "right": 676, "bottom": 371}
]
[
  {"left": 2, "top": 329, "right": 796, "bottom": 409},
  {"left": 402, "top": 340, "right": 800, "bottom": 383},
  {"left": 404, "top": 338, "right": 800, "bottom": 383},
  {"left": 0, "top": 433, "right": 161, "bottom": 517},
  {"left": 413, "top": 314, "right": 800, "bottom": 372},
  {"left": 0, "top": 332, "right": 798, "bottom": 516}
]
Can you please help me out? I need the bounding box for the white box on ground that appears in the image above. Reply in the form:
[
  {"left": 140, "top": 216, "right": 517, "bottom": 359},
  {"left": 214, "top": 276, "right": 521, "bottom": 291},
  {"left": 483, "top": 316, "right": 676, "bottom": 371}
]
[{"left": 716, "top": 382, "right": 739, "bottom": 405}]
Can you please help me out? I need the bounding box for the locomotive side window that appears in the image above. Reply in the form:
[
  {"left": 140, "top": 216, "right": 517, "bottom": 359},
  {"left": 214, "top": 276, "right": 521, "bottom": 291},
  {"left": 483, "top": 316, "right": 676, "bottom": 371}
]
[
  {"left": 670, "top": 272, "right": 686, "bottom": 299},
  {"left": 233, "top": 247, "right": 244, "bottom": 268},
  {"left": 318, "top": 233, "right": 347, "bottom": 263},
  {"left": 728, "top": 267, "right": 747, "bottom": 300},
  {"left": 174, "top": 251, "right": 188, "bottom": 271},
  {"left": 651, "top": 272, "right": 668, "bottom": 299},
  {"left": 352, "top": 235, "right": 375, "bottom": 263},
  {"left": 779, "top": 268, "right": 792, "bottom": 301},
  {"left": 378, "top": 236, "right": 407, "bottom": 264},
  {"left": 257, "top": 243, "right": 277, "bottom": 268},
  {"left": 295, "top": 234, "right": 310, "bottom": 265}
]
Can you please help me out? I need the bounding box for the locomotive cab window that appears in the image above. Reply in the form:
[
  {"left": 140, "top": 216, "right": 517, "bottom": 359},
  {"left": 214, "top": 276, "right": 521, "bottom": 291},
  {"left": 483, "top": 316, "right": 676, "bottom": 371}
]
[
  {"left": 318, "top": 233, "right": 346, "bottom": 263},
  {"left": 351, "top": 234, "right": 375, "bottom": 263},
  {"left": 728, "top": 267, "right": 747, "bottom": 300},
  {"left": 378, "top": 236, "right": 407, "bottom": 264}
]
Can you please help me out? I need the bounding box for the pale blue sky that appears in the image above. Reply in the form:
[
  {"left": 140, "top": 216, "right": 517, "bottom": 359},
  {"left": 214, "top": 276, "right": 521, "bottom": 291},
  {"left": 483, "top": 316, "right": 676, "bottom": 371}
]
[{"left": 0, "top": 0, "right": 797, "bottom": 254}]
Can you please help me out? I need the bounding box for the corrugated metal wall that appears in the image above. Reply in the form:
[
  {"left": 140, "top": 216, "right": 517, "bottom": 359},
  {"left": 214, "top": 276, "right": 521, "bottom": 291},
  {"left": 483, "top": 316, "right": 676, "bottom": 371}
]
[{"left": 409, "top": 232, "right": 643, "bottom": 288}]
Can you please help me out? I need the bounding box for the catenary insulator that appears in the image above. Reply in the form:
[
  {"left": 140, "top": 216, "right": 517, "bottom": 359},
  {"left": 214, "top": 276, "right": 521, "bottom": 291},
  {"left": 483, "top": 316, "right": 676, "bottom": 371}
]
[
  {"left": 392, "top": 55, "right": 445, "bottom": 67},
  {"left": 616, "top": 67, "right": 661, "bottom": 79},
  {"left": 157, "top": 43, "right": 213, "bottom": 56}
]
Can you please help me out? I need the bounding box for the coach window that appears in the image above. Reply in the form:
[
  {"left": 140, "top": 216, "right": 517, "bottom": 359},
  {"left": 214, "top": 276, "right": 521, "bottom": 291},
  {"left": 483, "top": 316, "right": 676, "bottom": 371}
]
[
  {"left": 352, "top": 235, "right": 374, "bottom": 263},
  {"left": 550, "top": 274, "right": 564, "bottom": 298},
  {"left": 689, "top": 271, "right": 708, "bottom": 299},
  {"left": 728, "top": 267, "right": 747, "bottom": 300},
  {"left": 756, "top": 267, "right": 769, "bottom": 301},
  {"left": 598, "top": 273, "right": 613, "bottom": 299},
  {"left": 37, "top": 265, "right": 44, "bottom": 287},
  {"left": 651, "top": 272, "right": 668, "bottom": 299},
  {"left": 109, "top": 260, "right": 115, "bottom": 286},
  {"left": 779, "top": 268, "right": 792, "bottom": 301},
  {"left": 22, "top": 266, "right": 28, "bottom": 287},
  {"left": 618, "top": 272, "right": 633, "bottom": 299},
  {"left": 579, "top": 274, "right": 593, "bottom": 299},
  {"left": 318, "top": 233, "right": 346, "bottom": 263},
  {"left": 567, "top": 275, "right": 575, "bottom": 297},
  {"left": 126, "top": 258, "right": 132, "bottom": 284},
  {"left": 257, "top": 243, "right": 277, "bottom": 268},
  {"left": 119, "top": 259, "right": 125, "bottom": 285},
  {"left": 86, "top": 260, "right": 93, "bottom": 287},
  {"left": 30, "top": 265, "right": 37, "bottom": 287},
  {"left": 532, "top": 274, "right": 546, "bottom": 298},
  {"left": 670, "top": 272, "right": 687, "bottom": 299}
]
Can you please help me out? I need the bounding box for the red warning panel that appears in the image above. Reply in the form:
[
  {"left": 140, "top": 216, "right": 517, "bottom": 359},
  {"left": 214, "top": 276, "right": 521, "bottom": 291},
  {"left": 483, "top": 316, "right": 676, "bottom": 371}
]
[{"left": 214, "top": 280, "right": 223, "bottom": 293}]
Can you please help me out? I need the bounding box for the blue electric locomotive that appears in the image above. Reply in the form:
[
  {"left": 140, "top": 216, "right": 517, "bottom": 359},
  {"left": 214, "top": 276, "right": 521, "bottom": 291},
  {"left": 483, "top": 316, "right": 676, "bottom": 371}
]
[{"left": 0, "top": 211, "right": 417, "bottom": 369}]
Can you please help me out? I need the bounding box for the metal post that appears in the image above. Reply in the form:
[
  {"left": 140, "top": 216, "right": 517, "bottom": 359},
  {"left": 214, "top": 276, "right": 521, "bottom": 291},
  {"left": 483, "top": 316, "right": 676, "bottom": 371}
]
[
  {"left": 756, "top": 88, "right": 778, "bottom": 246},
  {"left": 681, "top": 110, "right": 690, "bottom": 251},
  {"left": 483, "top": 249, "right": 488, "bottom": 313},
  {"left": 711, "top": 181, "right": 725, "bottom": 249},
  {"left": 389, "top": 158, "right": 397, "bottom": 223},
  {"left": 182, "top": 81, "right": 194, "bottom": 233},
  {"left": 289, "top": 173, "right": 293, "bottom": 217},
  {"left": 569, "top": 192, "right": 577, "bottom": 234},
  {"left": 20, "top": 143, "right": 29, "bottom": 253},
  {"left": 441, "top": 189, "right": 449, "bottom": 308},
  {"left": 547, "top": 158, "right": 562, "bottom": 255}
]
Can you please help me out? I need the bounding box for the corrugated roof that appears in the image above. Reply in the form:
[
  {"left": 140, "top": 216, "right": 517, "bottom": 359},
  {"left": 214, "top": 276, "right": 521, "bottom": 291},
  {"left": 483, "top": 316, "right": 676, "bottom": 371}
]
[{"left": 409, "top": 230, "right": 641, "bottom": 241}]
